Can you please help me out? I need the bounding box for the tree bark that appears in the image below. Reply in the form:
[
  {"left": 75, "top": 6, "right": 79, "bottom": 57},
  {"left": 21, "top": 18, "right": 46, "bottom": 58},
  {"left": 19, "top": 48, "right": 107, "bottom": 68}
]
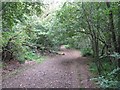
[
  {"left": 117, "top": 2, "right": 120, "bottom": 68},
  {"left": 106, "top": 2, "right": 118, "bottom": 52}
]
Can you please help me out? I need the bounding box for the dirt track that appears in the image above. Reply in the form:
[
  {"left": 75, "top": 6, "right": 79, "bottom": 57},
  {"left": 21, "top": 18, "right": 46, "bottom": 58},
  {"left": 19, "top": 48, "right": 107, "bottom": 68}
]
[{"left": 2, "top": 49, "right": 95, "bottom": 88}]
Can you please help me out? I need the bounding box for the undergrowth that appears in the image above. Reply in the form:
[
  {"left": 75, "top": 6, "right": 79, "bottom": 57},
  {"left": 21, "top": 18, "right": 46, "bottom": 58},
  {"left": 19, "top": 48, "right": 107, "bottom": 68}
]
[
  {"left": 89, "top": 55, "right": 120, "bottom": 88},
  {"left": 24, "top": 51, "right": 45, "bottom": 63}
]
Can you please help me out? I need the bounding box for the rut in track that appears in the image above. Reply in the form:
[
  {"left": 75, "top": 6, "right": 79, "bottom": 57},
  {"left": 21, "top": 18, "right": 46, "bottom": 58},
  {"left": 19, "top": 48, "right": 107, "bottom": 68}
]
[{"left": 2, "top": 49, "right": 95, "bottom": 88}]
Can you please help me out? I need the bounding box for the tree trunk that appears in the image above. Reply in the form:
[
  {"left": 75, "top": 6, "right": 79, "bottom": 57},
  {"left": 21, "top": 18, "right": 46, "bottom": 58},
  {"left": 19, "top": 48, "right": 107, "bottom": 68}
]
[
  {"left": 118, "top": 36, "right": 120, "bottom": 68},
  {"left": 117, "top": 3, "right": 120, "bottom": 68},
  {"left": 106, "top": 2, "right": 118, "bottom": 52}
]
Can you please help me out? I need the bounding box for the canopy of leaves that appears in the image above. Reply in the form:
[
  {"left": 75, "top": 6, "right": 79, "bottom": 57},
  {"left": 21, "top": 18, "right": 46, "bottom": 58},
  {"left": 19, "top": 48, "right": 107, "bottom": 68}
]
[{"left": 1, "top": 1, "right": 120, "bottom": 88}]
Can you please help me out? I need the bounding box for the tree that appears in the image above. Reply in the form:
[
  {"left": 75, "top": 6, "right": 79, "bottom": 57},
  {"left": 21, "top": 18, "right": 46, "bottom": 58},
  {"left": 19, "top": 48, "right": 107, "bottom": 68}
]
[
  {"left": 117, "top": 2, "right": 120, "bottom": 68},
  {"left": 106, "top": 2, "right": 117, "bottom": 52},
  {"left": 2, "top": 2, "right": 43, "bottom": 62}
]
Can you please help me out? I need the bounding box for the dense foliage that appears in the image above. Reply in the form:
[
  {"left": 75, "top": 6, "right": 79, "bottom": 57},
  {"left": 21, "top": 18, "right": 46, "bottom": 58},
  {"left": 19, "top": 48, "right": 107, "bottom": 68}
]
[
  {"left": 1, "top": 1, "right": 120, "bottom": 88},
  {"left": 1, "top": 2, "right": 49, "bottom": 62}
]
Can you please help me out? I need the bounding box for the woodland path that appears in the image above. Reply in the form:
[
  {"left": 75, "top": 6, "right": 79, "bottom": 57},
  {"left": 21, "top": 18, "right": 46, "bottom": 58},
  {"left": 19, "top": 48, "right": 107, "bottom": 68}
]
[{"left": 2, "top": 49, "right": 95, "bottom": 88}]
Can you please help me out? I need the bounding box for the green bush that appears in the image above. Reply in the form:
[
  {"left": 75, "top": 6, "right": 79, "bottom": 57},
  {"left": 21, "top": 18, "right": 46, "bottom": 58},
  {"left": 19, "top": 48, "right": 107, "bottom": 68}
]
[
  {"left": 24, "top": 50, "right": 45, "bottom": 63},
  {"left": 25, "top": 51, "right": 39, "bottom": 61},
  {"left": 81, "top": 47, "right": 93, "bottom": 57},
  {"left": 89, "top": 62, "right": 98, "bottom": 74},
  {"left": 64, "top": 45, "right": 70, "bottom": 49},
  {"left": 91, "top": 68, "right": 120, "bottom": 88}
]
